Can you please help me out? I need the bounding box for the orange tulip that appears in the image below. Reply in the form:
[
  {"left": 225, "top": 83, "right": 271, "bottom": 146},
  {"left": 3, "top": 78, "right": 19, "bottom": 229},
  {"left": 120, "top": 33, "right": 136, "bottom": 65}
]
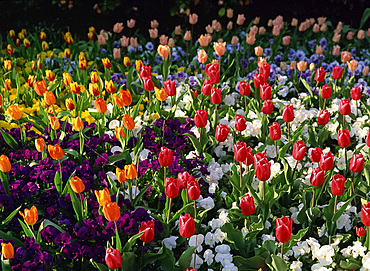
[
  {"left": 70, "top": 82, "right": 81, "bottom": 94},
  {"left": 69, "top": 176, "right": 85, "bottom": 193},
  {"left": 1, "top": 242, "right": 14, "bottom": 259},
  {"left": 341, "top": 51, "right": 351, "bottom": 63},
  {"left": 213, "top": 41, "right": 226, "bottom": 56},
  {"left": 105, "top": 80, "right": 116, "bottom": 93},
  {"left": 7, "top": 104, "right": 22, "bottom": 120},
  {"left": 94, "top": 98, "right": 107, "bottom": 113},
  {"left": 34, "top": 80, "right": 47, "bottom": 96},
  {"left": 95, "top": 187, "right": 111, "bottom": 206},
  {"left": 0, "top": 155, "right": 11, "bottom": 172},
  {"left": 135, "top": 60, "right": 143, "bottom": 72},
  {"left": 44, "top": 91, "right": 56, "bottom": 106},
  {"left": 65, "top": 98, "right": 75, "bottom": 110},
  {"left": 89, "top": 83, "right": 100, "bottom": 97},
  {"left": 297, "top": 61, "right": 307, "bottom": 72},
  {"left": 48, "top": 144, "right": 65, "bottom": 160},
  {"left": 155, "top": 87, "right": 167, "bottom": 102},
  {"left": 4, "top": 79, "right": 12, "bottom": 91},
  {"left": 120, "top": 89, "right": 132, "bottom": 106},
  {"left": 102, "top": 58, "right": 112, "bottom": 69},
  {"left": 114, "top": 95, "right": 125, "bottom": 108},
  {"left": 254, "top": 46, "right": 263, "bottom": 57},
  {"left": 103, "top": 202, "right": 121, "bottom": 221},
  {"left": 124, "top": 164, "right": 138, "bottom": 179},
  {"left": 115, "top": 127, "right": 125, "bottom": 140},
  {"left": 116, "top": 167, "right": 127, "bottom": 183},
  {"left": 19, "top": 206, "right": 38, "bottom": 225},
  {"left": 348, "top": 60, "right": 358, "bottom": 71},
  {"left": 157, "top": 45, "right": 170, "bottom": 60},
  {"left": 197, "top": 49, "right": 207, "bottom": 64},
  {"left": 35, "top": 138, "right": 47, "bottom": 152},
  {"left": 49, "top": 115, "right": 60, "bottom": 130},
  {"left": 122, "top": 114, "right": 135, "bottom": 130},
  {"left": 72, "top": 117, "right": 84, "bottom": 131}
]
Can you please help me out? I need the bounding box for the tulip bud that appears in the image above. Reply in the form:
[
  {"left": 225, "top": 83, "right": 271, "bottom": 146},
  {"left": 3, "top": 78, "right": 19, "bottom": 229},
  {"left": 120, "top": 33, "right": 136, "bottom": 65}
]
[
  {"left": 260, "top": 83, "right": 272, "bottom": 100},
  {"left": 103, "top": 202, "right": 120, "bottom": 221},
  {"left": 122, "top": 114, "right": 135, "bottom": 130},
  {"left": 361, "top": 202, "right": 370, "bottom": 226},
  {"left": 282, "top": 105, "right": 294, "bottom": 123},
  {"left": 320, "top": 151, "right": 334, "bottom": 171},
  {"left": 179, "top": 214, "right": 195, "bottom": 238},
  {"left": 321, "top": 84, "right": 332, "bottom": 99},
  {"left": 310, "top": 167, "right": 325, "bottom": 187},
  {"left": 331, "top": 174, "right": 345, "bottom": 196},
  {"left": 1, "top": 242, "right": 14, "bottom": 259},
  {"left": 48, "top": 144, "right": 65, "bottom": 160},
  {"left": 95, "top": 187, "right": 111, "bottom": 206},
  {"left": 165, "top": 177, "right": 179, "bottom": 199},
  {"left": 49, "top": 115, "right": 60, "bottom": 130},
  {"left": 356, "top": 227, "right": 367, "bottom": 237},
  {"left": 315, "top": 67, "right": 326, "bottom": 82},
  {"left": 70, "top": 176, "right": 85, "bottom": 193},
  {"left": 239, "top": 81, "right": 251, "bottom": 96},
  {"left": 194, "top": 109, "right": 208, "bottom": 128},
  {"left": 276, "top": 216, "right": 293, "bottom": 243},
  {"left": 7, "top": 104, "right": 22, "bottom": 120},
  {"left": 35, "top": 138, "right": 47, "bottom": 153},
  {"left": 339, "top": 99, "right": 351, "bottom": 115},
  {"left": 178, "top": 171, "right": 195, "bottom": 189},
  {"left": 332, "top": 66, "right": 343, "bottom": 80},
  {"left": 350, "top": 86, "right": 361, "bottom": 100},
  {"left": 72, "top": 117, "right": 84, "bottom": 131},
  {"left": 292, "top": 141, "right": 306, "bottom": 161},
  {"left": 318, "top": 109, "right": 330, "bottom": 125},
  {"left": 309, "top": 147, "right": 323, "bottom": 163},
  {"left": 94, "top": 98, "right": 107, "bottom": 113},
  {"left": 261, "top": 100, "right": 273, "bottom": 115},
  {"left": 234, "top": 142, "right": 248, "bottom": 162},
  {"left": 0, "top": 155, "right": 11, "bottom": 173},
  {"left": 349, "top": 154, "right": 364, "bottom": 173},
  {"left": 155, "top": 87, "right": 167, "bottom": 102},
  {"left": 254, "top": 152, "right": 271, "bottom": 182},
  {"left": 210, "top": 88, "right": 222, "bottom": 104},
  {"left": 158, "top": 147, "right": 173, "bottom": 167},
  {"left": 139, "top": 221, "right": 155, "bottom": 243},
  {"left": 215, "top": 124, "right": 230, "bottom": 142},
  {"left": 19, "top": 206, "right": 38, "bottom": 225},
  {"left": 105, "top": 248, "right": 122, "bottom": 269},
  {"left": 164, "top": 80, "right": 176, "bottom": 97},
  {"left": 269, "top": 122, "right": 281, "bottom": 141}
]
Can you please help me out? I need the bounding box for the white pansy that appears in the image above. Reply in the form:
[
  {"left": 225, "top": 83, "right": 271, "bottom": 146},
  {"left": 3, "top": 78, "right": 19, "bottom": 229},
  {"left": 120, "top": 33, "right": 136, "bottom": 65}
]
[
  {"left": 290, "top": 260, "right": 303, "bottom": 271},
  {"left": 205, "top": 232, "right": 216, "bottom": 247},
  {"left": 224, "top": 95, "right": 235, "bottom": 106},
  {"left": 311, "top": 263, "right": 332, "bottom": 271},
  {"left": 222, "top": 263, "right": 238, "bottom": 271},
  {"left": 265, "top": 220, "right": 271, "bottom": 229},
  {"left": 235, "top": 109, "right": 245, "bottom": 116},
  {"left": 203, "top": 249, "right": 214, "bottom": 265},
  {"left": 315, "top": 245, "right": 334, "bottom": 266},
  {"left": 209, "top": 183, "right": 218, "bottom": 194},
  {"left": 351, "top": 241, "right": 367, "bottom": 258},
  {"left": 261, "top": 234, "right": 276, "bottom": 243},
  {"left": 336, "top": 213, "right": 352, "bottom": 231},
  {"left": 111, "top": 146, "right": 123, "bottom": 154},
  {"left": 214, "top": 145, "right": 226, "bottom": 157},
  {"left": 215, "top": 253, "right": 233, "bottom": 267},
  {"left": 209, "top": 219, "right": 223, "bottom": 230},
  {"left": 214, "top": 229, "right": 227, "bottom": 243},
  {"left": 197, "top": 197, "right": 215, "bottom": 210},
  {"left": 139, "top": 149, "right": 151, "bottom": 161},
  {"left": 221, "top": 163, "right": 232, "bottom": 173},
  {"left": 189, "top": 254, "right": 203, "bottom": 269},
  {"left": 109, "top": 119, "right": 120, "bottom": 129},
  {"left": 278, "top": 85, "right": 289, "bottom": 97},
  {"left": 106, "top": 171, "right": 117, "bottom": 181},
  {"left": 241, "top": 227, "right": 249, "bottom": 237},
  {"left": 124, "top": 186, "right": 140, "bottom": 199},
  {"left": 215, "top": 244, "right": 231, "bottom": 254},
  {"left": 189, "top": 234, "right": 204, "bottom": 252},
  {"left": 162, "top": 236, "right": 178, "bottom": 250},
  {"left": 265, "top": 144, "right": 278, "bottom": 158}
]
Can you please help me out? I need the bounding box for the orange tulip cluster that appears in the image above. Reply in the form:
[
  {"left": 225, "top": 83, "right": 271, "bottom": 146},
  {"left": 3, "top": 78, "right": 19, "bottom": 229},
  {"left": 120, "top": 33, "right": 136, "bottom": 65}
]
[
  {"left": 115, "top": 163, "right": 138, "bottom": 183},
  {"left": 95, "top": 187, "right": 120, "bottom": 221}
]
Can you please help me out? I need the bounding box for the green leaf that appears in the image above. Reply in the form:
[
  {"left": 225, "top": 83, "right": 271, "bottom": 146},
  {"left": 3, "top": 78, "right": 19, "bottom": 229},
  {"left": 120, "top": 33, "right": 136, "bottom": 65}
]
[
  {"left": 1, "top": 257, "right": 12, "bottom": 271},
  {"left": 340, "top": 259, "right": 362, "bottom": 269},
  {"left": 0, "top": 230, "right": 23, "bottom": 247},
  {"left": 36, "top": 219, "right": 66, "bottom": 243},
  {"left": 89, "top": 259, "right": 109, "bottom": 271},
  {"left": 300, "top": 78, "right": 313, "bottom": 97},
  {"left": 18, "top": 218, "right": 35, "bottom": 239},
  {"left": 267, "top": 254, "right": 288, "bottom": 271},
  {"left": 169, "top": 202, "right": 194, "bottom": 223},
  {"left": 222, "top": 223, "right": 247, "bottom": 257},
  {"left": 218, "top": 7, "right": 225, "bottom": 17},
  {"left": 0, "top": 128, "right": 19, "bottom": 150},
  {"left": 54, "top": 171, "right": 63, "bottom": 195},
  {"left": 233, "top": 255, "right": 268, "bottom": 271},
  {"left": 2, "top": 205, "right": 22, "bottom": 226},
  {"left": 108, "top": 151, "right": 132, "bottom": 165},
  {"left": 283, "top": 227, "right": 308, "bottom": 253},
  {"left": 122, "top": 231, "right": 145, "bottom": 252},
  {"left": 0, "top": 171, "right": 10, "bottom": 196},
  {"left": 178, "top": 246, "right": 196, "bottom": 270},
  {"left": 184, "top": 133, "right": 202, "bottom": 155},
  {"left": 360, "top": 8, "right": 370, "bottom": 29},
  {"left": 68, "top": 185, "right": 83, "bottom": 224}
]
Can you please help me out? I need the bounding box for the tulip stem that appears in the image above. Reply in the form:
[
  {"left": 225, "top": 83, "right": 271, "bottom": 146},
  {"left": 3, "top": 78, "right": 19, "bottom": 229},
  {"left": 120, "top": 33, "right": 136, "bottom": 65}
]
[
  {"left": 149, "top": 91, "right": 151, "bottom": 104},
  {"left": 287, "top": 122, "right": 290, "bottom": 142},
  {"left": 356, "top": 100, "right": 358, "bottom": 116},
  {"left": 343, "top": 114, "right": 345, "bottom": 129},
  {"left": 334, "top": 195, "right": 337, "bottom": 215},
  {"left": 164, "top": 167, "right": 167, "bottom": 187},
  {"left": 328, "top": 235, "right": 332, "bottom": 245},
  {"left": 311, "top": 189, "right": 316, "bottom": 208},
  {"left": 323, "top": 99, "right": 326, "bottom": 110},
  {"left": 167, "top": 197, "right": 172, "bottom": 224},
  {"left": 59, "top": 160, "right": 63, "bottom": 184},
  {"left": 368, "top": 226, "right": 370, "bottom": 251},
  {"left": 17, "top": 120, "right": 23, "bottom": 144},
  {"left": 193, "top": 200, "right": 197, "bottom": 270},
  {"left": 334, "top": 79, "right": 337, "bottom": 95},
  {"left": 262, "top": 181, "right": 265, "bottom": 202},
  {"left": 351, "top": 172, "right": 355, "bottom": 196},
  {"left": 199, "top": 128, "right": 201, "bottom": 143},
  {"left": 275, "top": 141, "right": 278, "bottom": 160},
  {"left": 244, "top": 96, "right": 247, "bottom": 112},
  {"left": 292, "top": 160, "right": 298, "bottom": 180},
  {"left": 239, "top": 162, "right": 243, "bottom": 191},
  {"left": 281, "top": 243, "right": 284, "bottom": 258},
  {"left": 344, "top": 148, "right": 348, "bottom": 174}
]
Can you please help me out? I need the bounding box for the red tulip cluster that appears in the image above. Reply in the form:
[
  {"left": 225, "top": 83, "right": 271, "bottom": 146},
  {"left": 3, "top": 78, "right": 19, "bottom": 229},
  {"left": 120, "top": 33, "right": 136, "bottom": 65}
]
[{"left": 140, "top": 65, "right": 154, "bottom": 91}]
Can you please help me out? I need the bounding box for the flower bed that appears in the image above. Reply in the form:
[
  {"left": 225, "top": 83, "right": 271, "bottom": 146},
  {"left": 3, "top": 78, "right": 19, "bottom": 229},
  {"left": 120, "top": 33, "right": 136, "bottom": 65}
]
[{"left": 1, "top": 9, "right": 370, "bottom": 271}]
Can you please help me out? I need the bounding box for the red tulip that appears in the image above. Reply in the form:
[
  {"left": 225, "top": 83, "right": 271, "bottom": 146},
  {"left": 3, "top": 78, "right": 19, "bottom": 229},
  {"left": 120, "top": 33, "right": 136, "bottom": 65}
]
[
  {"left": 356, "top": 226, "right": 367, "bottom": 237},
  {"left": 310, "top": 147, "right": 323, "bottom": 163},
  {"left": 339, "top": 99, "right": 351, "bottom": 115},
  {"left": 244, "top": 146, "right": 254, "bottom": 166},
  {"left": 139, "top": 220, "right": 155, "bottom": 243},
  {"left": 320, "top": 151, "right": 334, "bottom": 171},
  {"left": 105, "top": 247, "right": 122, "bottom": 269},
  {"left": 253, "top": 73, "right": 265, "bottom": 89},
  {"left": 205, "top": 63, "right": 219, "bottom": 85},
  {"left": 179, "top": 214, "right": 195, "bottom": 238},
  {"left": 235, "top": 115, "right": 247, "bottom": 132},
  {"left": 350, "top": 86, "right": 361, "bottom": 101},
  {"left": 310, "top": 167, "right": 325, "bottom": 187},
  {"left": 276, "top": 216, "right": 293, "bottom": 243},
  {"left": 143, "top": 77, "right": 154, "bottom": 91},
  {"left": 261, "top": 100, "right": 273, "bottom": 115},
  {"left": 158, "top": 147, "right": 173, "bottom": 167},
  {"left": 338, "top": 129, "right": 350, "bottom": 148},
  {"left": 321, "top": 84, "right": 332, "bottom": 99},
  {"left": 349, "top": 154, "right": 364, "bottom": 173},
  {"left": 165, "top": 177, "right": 179, "bottom": 198},
  {"left": 187, "top": 180, "right": 200, "bottom": 201},
  {"left": 194, "top": 109, "right": 208, "bottom": 128},
  {"left": 292, "top": 141, "right": 306, "bottom": 161},
  {"left": 178, "top": 171, "right": 195, "bottom": 189},
  {"left": 282, "top": 105, "right": 294, "bottom": 123},
  {"left": 332, "top": 66, "right": 343, "bottom": 80},
  {"left": 254, "top": 152, "right": 271, "bottom": 181},
  {"left": 239, "top": 194, "right": 255, "bottom": 216},
  {"left": 239, "top": 81, "right": 251, "bottom": 96},
  {"left": 234, "top": 142, "right": 248, "bottom": 162},
  {"left": 259, "top": 63, "right": 271, "bottom": 81},
  {"left": 269, "top": 122, "right": 281, "bottom": 141},
  {"left": 331, "top": 174, "right": 345, "bottom": 195},
  {"left": 361, "top": 202, "right": 370, "bottom": 226},
  {"left": 315, "top": 67, "right": 326, "bottom": 82},
  {"left": 140, "top": 65, "right": 152, "bottom": 78},
  {"left": 366, "top": 130, "right": 370, "bottom": 147},
  {"left": 260, "top": 83, "right": 272, "bottom": 100},
  {"left": 201, "top": 79, "right": 212, "bottom": 95},
  {"left": 318, "top": 110, "right": 330, "bottom": 125},
  {"left": 215, "top": 124, "right": 230, "bottom": 142},
  {"left": 210, "top": 88, "right": 222, "bottom": 104},
  {"left": 164, "top": 79, "right": 176, "bottom": 96}
]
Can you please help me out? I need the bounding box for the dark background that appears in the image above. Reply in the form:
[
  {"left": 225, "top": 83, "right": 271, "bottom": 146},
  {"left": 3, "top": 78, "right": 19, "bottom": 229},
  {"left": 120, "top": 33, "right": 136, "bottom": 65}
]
[{"left": 0, "top": 0, "right": 369, "bottom": 40}]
